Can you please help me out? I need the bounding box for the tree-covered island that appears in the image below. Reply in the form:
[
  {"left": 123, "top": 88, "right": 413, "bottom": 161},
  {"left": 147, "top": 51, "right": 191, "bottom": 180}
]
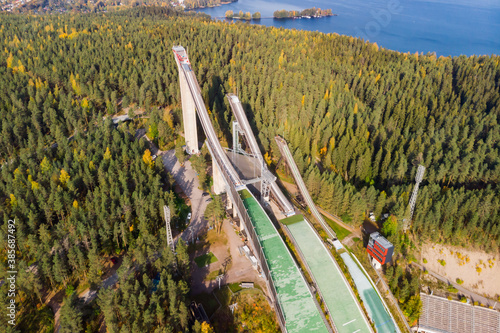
[{"left": 274, "top": 7, "right": 333, "bottom": 19}]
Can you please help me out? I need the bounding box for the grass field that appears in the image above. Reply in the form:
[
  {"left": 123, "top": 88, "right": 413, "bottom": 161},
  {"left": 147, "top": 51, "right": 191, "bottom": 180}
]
[
  {"left": 280, "top": 214, "right": 304, "bottom": 225},
  {"left": 194, "top": 252, "right": 218, "bottom": 267},
  {"left": 322, "top": 214, "right": 351, "bottom": 240},
  {"left": 205, "top": 269, "right": 222, "bottom": 281},
  {"left": 228, "top": 282, "right": 243, "bottom": 293}
]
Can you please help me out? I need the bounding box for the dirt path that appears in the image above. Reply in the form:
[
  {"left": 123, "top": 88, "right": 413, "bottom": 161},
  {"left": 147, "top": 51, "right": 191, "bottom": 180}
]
[
  {"left": 316, "top": 206, "right": 356, "bottom": 233},
  {"left": 190, "top": 220, "right": 265, "bottom": 295},
  {"left": 161, "top": 149, "right": 210, "bottom": 245},
  {"left": 46, "top": 289, "right": 65, "bottom": 333}
]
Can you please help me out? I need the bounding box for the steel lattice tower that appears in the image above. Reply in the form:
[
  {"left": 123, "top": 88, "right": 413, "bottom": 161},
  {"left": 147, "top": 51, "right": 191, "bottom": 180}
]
[
  {"left": 404, "top": 165, "right": 426, "bottom": 231},
  {"left": 164, "top": 205, "right": 174, "bottom": 252}
]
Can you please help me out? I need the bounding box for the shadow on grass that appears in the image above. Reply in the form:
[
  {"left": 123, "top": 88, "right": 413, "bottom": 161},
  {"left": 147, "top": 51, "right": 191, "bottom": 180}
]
[{"left": 194, "top": 252, "right": 219, "bottom": 268}]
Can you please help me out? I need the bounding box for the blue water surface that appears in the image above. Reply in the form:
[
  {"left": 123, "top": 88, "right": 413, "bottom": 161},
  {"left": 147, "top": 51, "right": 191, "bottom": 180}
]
[{"left": 196, "top": 0, "right": 500, "bottom": 56}]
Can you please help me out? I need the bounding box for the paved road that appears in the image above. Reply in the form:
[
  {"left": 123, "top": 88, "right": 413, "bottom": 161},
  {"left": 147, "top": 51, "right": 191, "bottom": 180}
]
[
  {"left": 161, "top": 149, "right": 210, "bottom": 244},
  {"left": 411, "top": 262, "right": 500, "bottom": 311}
]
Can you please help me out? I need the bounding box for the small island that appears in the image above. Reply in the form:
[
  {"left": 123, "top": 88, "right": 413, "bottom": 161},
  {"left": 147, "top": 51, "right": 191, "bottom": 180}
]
[
  {"left": 273, "top": 7, "right": 333, "bottom": 19},
  {"left": 225, "top": 10, "right": 261, "bottom": 20}
]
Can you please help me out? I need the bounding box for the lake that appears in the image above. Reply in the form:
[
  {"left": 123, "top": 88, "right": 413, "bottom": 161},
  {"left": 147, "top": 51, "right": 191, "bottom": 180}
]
[{"left": 196, "top": 0, "right": 500, "bottom": 56}]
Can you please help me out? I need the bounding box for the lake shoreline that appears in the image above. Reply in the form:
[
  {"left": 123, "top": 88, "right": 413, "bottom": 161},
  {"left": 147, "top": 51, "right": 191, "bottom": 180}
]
[{"left": 187, "top": 0, "right": 236, "bottom": 10}]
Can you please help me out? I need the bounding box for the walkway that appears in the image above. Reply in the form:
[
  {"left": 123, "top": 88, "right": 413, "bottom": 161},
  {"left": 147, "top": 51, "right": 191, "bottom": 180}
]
[
  {"left": 283, "top": 216, "right": 372, "bottom": 333},
  {"left": 239, "top": 189, "right": 329, "bottom": 333}
]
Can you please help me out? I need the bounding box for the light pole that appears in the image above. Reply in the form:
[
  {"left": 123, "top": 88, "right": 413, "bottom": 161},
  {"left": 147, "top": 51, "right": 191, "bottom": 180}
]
[{"left": 216, "top": 274, "right": 224, "bottom": 289}]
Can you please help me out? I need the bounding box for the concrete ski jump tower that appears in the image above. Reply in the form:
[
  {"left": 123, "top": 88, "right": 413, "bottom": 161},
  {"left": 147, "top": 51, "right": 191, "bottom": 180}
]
[
  {"left": 172, "top": 45, "right": 198, "bottom": 154},
  {"left": 173, "top": 45, "right": 227, "bottom": 195}
]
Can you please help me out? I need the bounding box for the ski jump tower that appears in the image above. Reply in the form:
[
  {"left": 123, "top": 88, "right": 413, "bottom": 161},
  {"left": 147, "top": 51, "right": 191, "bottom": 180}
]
[
  {"left": 173, "top": 46, "right": 199, "bottom": 155},
  {"left": 173, "top": 46, "right": 226, "bottom": 195}
]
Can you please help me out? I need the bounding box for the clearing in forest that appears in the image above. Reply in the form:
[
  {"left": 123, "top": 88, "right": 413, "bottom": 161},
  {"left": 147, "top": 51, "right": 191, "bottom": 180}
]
[{"left": 421, "top": 243, "right": 500, "bottom": 298}]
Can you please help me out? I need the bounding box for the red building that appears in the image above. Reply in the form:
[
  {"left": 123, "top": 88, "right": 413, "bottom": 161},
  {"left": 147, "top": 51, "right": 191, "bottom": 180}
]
[{"left": 367, "top": 232, "right": 394, "bottom": 266}]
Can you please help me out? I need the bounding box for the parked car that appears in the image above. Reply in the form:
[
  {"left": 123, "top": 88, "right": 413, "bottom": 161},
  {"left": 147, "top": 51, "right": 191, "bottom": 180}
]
[
  {"left": 369, "top": 212, "right": 376, "bottom": 222},
  {"left": 206, "top": 198, "right": 213, "bottom": 202},
  {"left": 187, "top": 213, "right": 192, "bottom": 220},
  {"left": 202, "top": 192, "right": 209, "bottom": 197}
]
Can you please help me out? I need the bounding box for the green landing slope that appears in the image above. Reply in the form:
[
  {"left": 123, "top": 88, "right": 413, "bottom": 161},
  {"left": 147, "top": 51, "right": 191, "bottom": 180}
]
[{"left": 285, "top": 218, "right": 372, "bottom": 333}]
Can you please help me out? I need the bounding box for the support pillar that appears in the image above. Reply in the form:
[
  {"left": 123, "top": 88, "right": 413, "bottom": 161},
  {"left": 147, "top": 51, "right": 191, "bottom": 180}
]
[
  {"left": 213, "top": 158, "right": 225, "bottom": 195},
  {"left": 226, "top": 194, "right": 238, "bottom": 219},
  {"left": 261, "top": 181, "right": 271, "bottom": 203},
  {"left": 178, "top": 64, "right": 199, "bottom": 154}
]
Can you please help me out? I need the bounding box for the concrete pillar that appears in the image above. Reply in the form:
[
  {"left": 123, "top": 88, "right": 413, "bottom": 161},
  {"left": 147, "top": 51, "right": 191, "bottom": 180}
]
[
  {"left": 226, "top": 195, "right": 238, "bottom": 219},
  {"left": 213, "top": 158, "right": 225, "bottom": 195},
  {"left": 178, "top": 67, "right": 199, "bottom": 154},
  {"left": 226, "top": 194, "right": 232, "bottom": 210}
]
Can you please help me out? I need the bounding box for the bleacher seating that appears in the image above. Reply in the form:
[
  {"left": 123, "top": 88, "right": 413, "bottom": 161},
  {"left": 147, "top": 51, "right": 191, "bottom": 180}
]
[{"left": 418, "top": 293, "right": 500, "bottom": 333}]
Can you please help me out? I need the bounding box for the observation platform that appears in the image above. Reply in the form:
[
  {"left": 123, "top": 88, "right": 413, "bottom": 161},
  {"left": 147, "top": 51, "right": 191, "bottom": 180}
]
[{"left": 238, "top": 189, "right": 329, "bottom": 333}]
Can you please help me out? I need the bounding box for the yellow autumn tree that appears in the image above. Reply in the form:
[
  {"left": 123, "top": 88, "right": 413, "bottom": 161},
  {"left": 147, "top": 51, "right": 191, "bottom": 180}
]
[
  {"left": 73, "top": 200, "right": 79, "bottom": 209},
  {"left": 60, "top": 169, "right": 70, "bottom": 186},
  {"left": 70, "top": 73, "right": 82, "bottom": 95},
  {"left": 201, "top": 322, "right": 214, "bottom": 333},
  {"left": 103, "top": 147, "right": 112, "bottom": 160},
  {"left": 353, "top": 103, "right": 358, "bottom": 114},
  {"left": 81, "top": 98, "right": 89, "bottom": 109},
  {"left": 264, "top": 152, "right": 272, "bottom": 166},
  {"left": 40, "top": 156, "right": 51, "bottom": 174},
  {"left": 163, "top": 108, "right": 175, "bottom": 129},
  {"left": 78, "top": 150, "right": 86, "bottom": 162},
  {"left": 28, "top": 174, "right": 40, "bottom": 190},
  {"left": 13, "top": 168, "right": 22, "bottom": 182},
  {"left": 31, "top": 181, "right": 40, "bottom": 191},
  {"left": 143, "top": 149, "right": 153, "bottom": 168},
  {"left": 6, "top": 53, "right": 14, "bottom": 68},
  {"left": 16, "top": 59, "right": 25, "bottom": 73},
  {"left": 329, "top": 137, "right": 335, "bottom": 150},
  {"left": 10, "top": 194, "right": 18, "bottom": 208}
]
